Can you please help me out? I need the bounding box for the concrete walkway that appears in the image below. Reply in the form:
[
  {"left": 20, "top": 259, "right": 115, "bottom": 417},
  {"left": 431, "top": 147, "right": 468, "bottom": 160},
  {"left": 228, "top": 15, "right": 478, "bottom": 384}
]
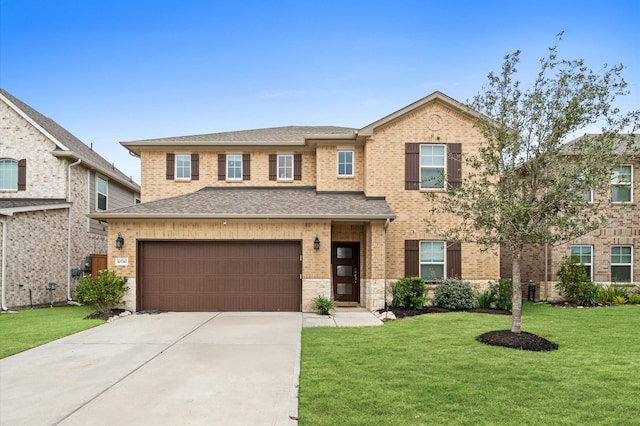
[
  {"left": 1, "top": 309, "right": 382, "bottom": 426},
  {"left": 302, "top": 307, "right": 384, "bottom": 328},
  {"left": 0, "top": 312, "right": 302, "bottom": 426}
]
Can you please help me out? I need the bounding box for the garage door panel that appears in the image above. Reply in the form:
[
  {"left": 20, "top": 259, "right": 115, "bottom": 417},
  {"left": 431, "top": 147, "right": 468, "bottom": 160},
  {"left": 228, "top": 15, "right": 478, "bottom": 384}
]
[{"left": 140, "top": 241, "right": 301, "bottom": 312}]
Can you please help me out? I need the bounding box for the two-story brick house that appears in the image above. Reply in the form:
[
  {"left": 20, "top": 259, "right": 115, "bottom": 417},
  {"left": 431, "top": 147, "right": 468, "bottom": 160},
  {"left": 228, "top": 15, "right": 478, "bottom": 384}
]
[
  {"left": 92, "top": 92, "right": 500, "bottom": 312},
  {"left": 501, "top": 134, "right": 639, "bottom": 300},
  {"left": 0, "top": 89, "right": 141, "bottom": 309}
]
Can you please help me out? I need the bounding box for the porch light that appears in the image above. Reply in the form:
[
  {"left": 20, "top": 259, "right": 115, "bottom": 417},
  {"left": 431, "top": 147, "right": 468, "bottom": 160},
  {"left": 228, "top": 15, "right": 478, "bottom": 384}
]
[
  {"left": 115, "top": 233, "right": 125, "bottom": 250},
  {"left": 314, "top": 236, "right": 320, "bottom": 251}
]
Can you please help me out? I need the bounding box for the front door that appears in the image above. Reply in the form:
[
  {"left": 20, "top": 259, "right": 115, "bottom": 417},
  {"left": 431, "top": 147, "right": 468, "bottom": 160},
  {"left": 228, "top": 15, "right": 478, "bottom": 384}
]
[{"left": 332, "top": 242, "right": 360, "bottom": 303}]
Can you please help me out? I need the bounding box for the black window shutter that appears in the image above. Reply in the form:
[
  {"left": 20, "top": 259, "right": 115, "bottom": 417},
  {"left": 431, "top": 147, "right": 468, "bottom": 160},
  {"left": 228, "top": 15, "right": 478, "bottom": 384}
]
[
  {"left": 243, "top": 154, "right": 250, "bottom": 180},
  {"left": 404, "top": 240, "right": 419, "bottom": 277},
  {"left": 191, "top": 154, "right": 199, "bottom": 180},
  {"left": 446, "top": 241, "right": 462, "bottom": 279},
  {"left": 218, "top": 154, "right": 226, "bottom": 180},
  {"left": 447, "top": 143, "right": 462, "bottom": 188},
  {"left": 294, "top": 154, "right": 302, "bottom": 180},
  {"left": 269, "top": 154, "right": 277, "bottom": 180},
  {"left": 18, "top": 159, "right": 26, "bottom": 191},
  {"left": 405, "top": 143, "right": 420, "bottom": 190},
  {"left": 166, "top": 154, "right": 175, "bottom": 180}
]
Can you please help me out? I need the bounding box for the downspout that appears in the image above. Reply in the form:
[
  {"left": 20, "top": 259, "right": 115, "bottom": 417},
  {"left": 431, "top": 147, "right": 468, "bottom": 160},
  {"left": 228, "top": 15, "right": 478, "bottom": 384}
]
[
  {"left": 384, "top": 218, "right": 390, "bottom": 310},
  {"left": 67, "top": 159, "right": 82, "bottom": 301},
  {"left": 1, "top": 217, "right": 7, "bottom": 311}
]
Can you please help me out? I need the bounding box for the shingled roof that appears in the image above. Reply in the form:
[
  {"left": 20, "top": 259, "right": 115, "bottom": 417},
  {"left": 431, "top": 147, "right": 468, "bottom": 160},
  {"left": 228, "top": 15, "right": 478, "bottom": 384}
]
[
  {"left": 0, "top": 89, "right": 140, "bottom": 192},
  {"left": 91, "top": 187, "right": 395, "bottom": 221},
  {"left": 121, "top": 126, "right": 357, "bottom": 154}
]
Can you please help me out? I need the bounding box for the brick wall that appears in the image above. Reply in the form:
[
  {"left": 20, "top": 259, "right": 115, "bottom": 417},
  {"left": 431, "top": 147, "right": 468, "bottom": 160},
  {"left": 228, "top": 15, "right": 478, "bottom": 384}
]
[{"left": 364, "top": 100, "right": 500, "bottom": 281}]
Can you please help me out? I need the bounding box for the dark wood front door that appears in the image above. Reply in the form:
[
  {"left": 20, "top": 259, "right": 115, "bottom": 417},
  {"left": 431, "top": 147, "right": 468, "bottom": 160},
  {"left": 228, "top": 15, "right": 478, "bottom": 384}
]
[{"left": 332, "top": 242, "right": 360, "bottom": 303}]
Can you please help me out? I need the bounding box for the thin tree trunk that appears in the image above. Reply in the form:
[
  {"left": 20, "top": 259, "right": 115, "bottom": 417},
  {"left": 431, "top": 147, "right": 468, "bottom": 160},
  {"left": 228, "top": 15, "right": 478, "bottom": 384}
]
[{"left": 511, "top": 249, "right": 523, "bottom": 333}]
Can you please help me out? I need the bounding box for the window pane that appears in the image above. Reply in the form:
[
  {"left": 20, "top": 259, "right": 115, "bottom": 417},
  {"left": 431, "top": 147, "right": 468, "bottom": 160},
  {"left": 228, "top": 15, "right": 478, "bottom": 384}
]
[
  {"left": 337, "top": 265, "right": 352, "bottom": 277},
  {"left": 611, "top": 266, "right": 631, "bottom": 282},
  {"left": 611, "top": 166, "right": 631, "bottom": 184},
  {"left": 278, "top": 155, "right": 293, "bottom": 179},
  {"left": 336, "top": 247, "right": 352, "bottom": 259},
  {"left": 97, "top": 193, "right": 107, "bottom": 210},
  {"left": 337, "top": 283, "right": 352, "bottom": 295},
  {"left": 227, "top": 155, "right": 242, "bottom": 179},
  {"left": 0, "top": 159, "right": 18, "bottom": 190},
  {"left": 176, "top": 155, "right": 191, "bottom": 179},
  {"left": 421, "top": 264, "right": 444, "bottom": 282},
  {"left": 611, "top": 246, "right": 632, "bottom": 264},
  {"left": 420, "top": 241, "right": 444, "bottom": 262},
  {"left": 612, "top": 186, "right": 631, "bottom": 202},
  {"left": 97, "top": 177, "right": 108, "bottom": 210},
  {"left": 420, "top": 145, "right": 445, "bottom": 166},
  {"left": 420, "top": 168, "right": 444, "bottom": 189},
  {"left": 570, "top": 245, "right": 591, "bottom": 265},
  {"left": 338, "top": 151, "right": 353, "bottom": 176}
]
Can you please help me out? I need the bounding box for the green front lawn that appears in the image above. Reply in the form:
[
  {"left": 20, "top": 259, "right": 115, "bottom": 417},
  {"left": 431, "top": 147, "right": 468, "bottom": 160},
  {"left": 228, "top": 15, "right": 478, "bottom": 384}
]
[
  {"left": 299, "top": 303, "right": 640, "bottom": 425},
  {"left": 0, "top": 305, "right": 104, "bottom": 358}
]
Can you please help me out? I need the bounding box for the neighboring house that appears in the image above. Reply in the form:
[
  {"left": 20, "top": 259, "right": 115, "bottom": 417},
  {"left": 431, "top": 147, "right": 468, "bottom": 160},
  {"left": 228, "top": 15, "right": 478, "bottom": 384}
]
[
  {"left": 500, "top": 134, "right": 640, "bottom": 300},
  {"left": 0, "top": 89, "right": 141, "bottom": 309},
  {"left": 92, "top": 92, "right": 500, "bottom": 312}
]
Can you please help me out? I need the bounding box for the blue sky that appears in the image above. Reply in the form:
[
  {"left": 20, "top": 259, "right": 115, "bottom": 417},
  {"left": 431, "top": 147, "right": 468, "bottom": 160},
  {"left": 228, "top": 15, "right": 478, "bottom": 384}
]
[{"left": 1, "top": 0, "right": 638, "bottom": 183}]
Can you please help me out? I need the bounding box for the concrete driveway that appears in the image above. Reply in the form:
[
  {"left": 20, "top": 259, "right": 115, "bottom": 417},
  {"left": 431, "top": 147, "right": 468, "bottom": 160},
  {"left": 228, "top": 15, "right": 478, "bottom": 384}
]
[{"left": 0, "top": 312, "right": 302, "bottom": 426}]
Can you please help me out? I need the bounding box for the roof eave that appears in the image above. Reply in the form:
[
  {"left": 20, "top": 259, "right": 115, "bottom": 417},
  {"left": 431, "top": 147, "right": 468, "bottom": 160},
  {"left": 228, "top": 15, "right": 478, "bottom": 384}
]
[
  {"left": 89, "top": 213, "right": 395, "bottom": 221},
  {"left": 52, "top": 151, "right": 140, "bottom": 192}
]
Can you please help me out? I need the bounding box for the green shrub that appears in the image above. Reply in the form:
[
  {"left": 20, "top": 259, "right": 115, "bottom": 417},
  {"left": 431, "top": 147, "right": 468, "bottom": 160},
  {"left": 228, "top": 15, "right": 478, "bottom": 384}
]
[
  {"left": 556, "top": 256, "right": 594, "bottom": 303},
  {"left": 391, "top": 277, "right": 427, "bottom": 309},
  {"left": 312, "top": 295, "right": 335, "bottom": 315},
  {"left": 577, "top": 283, "right": 599, "bottom": 307},
  {"left": 76, "top": 270, "right": 128, "bottom": 314},
  {"left": 613, "top": 295, "right": 627, "bottom": 305},
  {"left": 433, "top": 279, "right": 477, "bottom": 310},
  {"left": 491, "top": 279, "right": 513, "bottom": 311},
  {"left": 628, "top": 294, "right": 640, "bottom": 304},
  {"left": 475, "top": 289, "right": 494, "bottom": 308},
  {"left": 597, "top": 285, "right": 629, "bottom": 304}
]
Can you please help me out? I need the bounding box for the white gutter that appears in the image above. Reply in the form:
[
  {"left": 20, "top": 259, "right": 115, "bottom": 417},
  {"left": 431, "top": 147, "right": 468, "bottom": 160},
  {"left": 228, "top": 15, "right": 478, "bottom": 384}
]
[
  {"left": 67, "top": 159, "right": 82, "bottom": 301},
  {"left": 1, "top": 217, "right": 7, "bottom": 311},
  {"left": 384, "top": 218, "right": 390, "bottom": 309}
]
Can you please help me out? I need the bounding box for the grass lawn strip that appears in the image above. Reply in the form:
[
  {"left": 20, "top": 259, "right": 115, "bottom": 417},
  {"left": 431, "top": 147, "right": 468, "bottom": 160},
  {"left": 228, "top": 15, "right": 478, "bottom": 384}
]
[
  {"left": 0, "top": 305, "right": 104, "bottom": 359},
  {"left": 299, "top": 303, "right": 640, "bottom": 425}
]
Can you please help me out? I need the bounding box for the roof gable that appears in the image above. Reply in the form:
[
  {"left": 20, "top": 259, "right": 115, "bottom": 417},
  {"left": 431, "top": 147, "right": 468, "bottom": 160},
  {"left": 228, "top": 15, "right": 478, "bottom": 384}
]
[
  {"left": 0, "top": 89, "right": 140, "bottom": 192},
  {"left": 358, "top": 91, "right": 481, "bottom": 137}
]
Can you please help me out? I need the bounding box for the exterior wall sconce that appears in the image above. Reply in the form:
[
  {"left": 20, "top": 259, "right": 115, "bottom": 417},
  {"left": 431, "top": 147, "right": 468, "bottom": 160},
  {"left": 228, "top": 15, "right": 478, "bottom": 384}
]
[
  {"left": 115, "top": 233, "right": 125, "bottom": 250},
  {"left": 314, "top": 236, "right": 320, "bottom": 251}
]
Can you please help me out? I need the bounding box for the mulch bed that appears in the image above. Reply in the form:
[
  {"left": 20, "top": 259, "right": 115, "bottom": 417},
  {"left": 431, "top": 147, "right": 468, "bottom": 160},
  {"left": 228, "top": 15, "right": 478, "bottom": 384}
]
[
  {"left": 380, "top": 306, "right": 559, "bottom": 352},
  {"left": 85, "top": 308, "right": 127, "bottom": 321}
]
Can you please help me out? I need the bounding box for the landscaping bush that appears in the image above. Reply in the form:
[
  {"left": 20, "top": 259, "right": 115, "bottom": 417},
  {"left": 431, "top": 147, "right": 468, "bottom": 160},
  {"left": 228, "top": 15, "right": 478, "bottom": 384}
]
[
  {"left": 556, "top": 256, "right": 594, "bottom": 305},
  {"left": 433, "top": 278, "right": 477, "bottom": 310},
  {"left": 628, "top": 294, "right": 640, "bottom": 305},
  {"left": 491, "top": 278, "right": 513, "bottom": 311},
  {"left": 312, "top": 295, "right": 335, "bottom": 315},
  {"left": 76, "top": 270, "right": 128, "bottom": 314},
  {"left": 597, "top": 285, "right": 629, "bottom": 304},
  {"left": 475, "top": 289, "right": 494, "bottom": 308},
  {"left": 577, "top": 283, "right": 599, "bottom": 307},
  {"left": 391, "top": 277, "right": 427, "bottom": 309}
]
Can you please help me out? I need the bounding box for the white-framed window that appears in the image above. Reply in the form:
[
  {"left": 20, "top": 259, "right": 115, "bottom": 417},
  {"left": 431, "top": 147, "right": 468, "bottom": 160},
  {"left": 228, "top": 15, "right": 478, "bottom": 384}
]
[
  {"left": 420, "top": 144, "right": 446, "bottom": 189},
  {"left": 611, "top": 165, "right": 632, "bottom": 203},
  {"left": 175, "top": 154, "right": 191, "bottom": 180},
  {"left": 611, "top": 245, "right": 633, "bottom": 282},
  {"left": 337, "top": 150, "right": 354, "bottom": 177},
  {"left": 570, "top": 245, "right": 593, "bottom": 279},
  {"left": 277, "top": 154, "right": 293, "bottom": 180},
  {"left": 0, "top": 159, "right": 18, "bottom": 190},
  {"left": 420, "top": 241, "right": 445, "bottom": 282},
  {"left": 96, "top": 176, "right": 108, "bottom": 211},
  {"left": 226, "top": 154, "right": 243, "bottom": 180}
]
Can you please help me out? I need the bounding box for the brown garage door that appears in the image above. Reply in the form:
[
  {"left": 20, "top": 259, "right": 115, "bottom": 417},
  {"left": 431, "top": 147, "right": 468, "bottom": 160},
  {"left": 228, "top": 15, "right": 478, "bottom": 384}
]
[{"left": 138, "top": 241, "right": 302, "bottom": 312}]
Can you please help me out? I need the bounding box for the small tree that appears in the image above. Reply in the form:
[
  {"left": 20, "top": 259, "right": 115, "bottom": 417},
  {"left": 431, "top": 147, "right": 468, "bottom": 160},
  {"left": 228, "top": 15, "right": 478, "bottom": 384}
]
[
  {"left": 76, "top": 270, "right": 128, "bottom": 315},
  {"left": 428, "top": 33, "right": 639, "bottom": 333}
]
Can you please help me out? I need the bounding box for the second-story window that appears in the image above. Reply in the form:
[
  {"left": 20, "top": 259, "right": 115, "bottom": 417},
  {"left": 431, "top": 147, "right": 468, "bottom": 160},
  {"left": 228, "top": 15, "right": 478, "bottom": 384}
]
[
  {"left": 96, "top": 176, "right": 108, "bottom": 211},
  {"left": 227, "top": 154, "right": 243, "bottom": 180},
  {"left": 0, "top": 159, "right": 18, "bottom": 190},
  {"left": 420, "top": 144, "right": 446, "bottom": 189},
  {"left": 278, "top": 155, "right": 293, "bottom": 180},
  {"left": 611, "top": 165, "right": 632, "bottom": 203},
  {"left": 337, "top": 151, "right": 354, "bottom": 177},
  {"left": 175, "top": 154, "right": 191, "bottom": 180}
]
